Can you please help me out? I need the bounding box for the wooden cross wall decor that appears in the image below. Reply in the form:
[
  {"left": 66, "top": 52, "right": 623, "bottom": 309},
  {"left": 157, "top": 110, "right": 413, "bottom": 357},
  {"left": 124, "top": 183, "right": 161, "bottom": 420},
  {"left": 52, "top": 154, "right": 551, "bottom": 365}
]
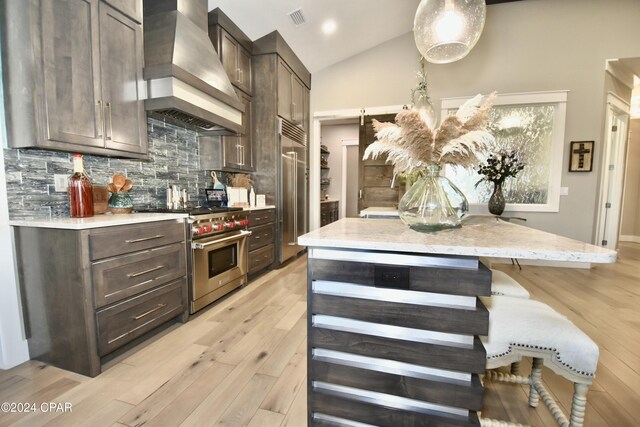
[{"left": 569, "top": 141, "right": 594, "bottom": 172}]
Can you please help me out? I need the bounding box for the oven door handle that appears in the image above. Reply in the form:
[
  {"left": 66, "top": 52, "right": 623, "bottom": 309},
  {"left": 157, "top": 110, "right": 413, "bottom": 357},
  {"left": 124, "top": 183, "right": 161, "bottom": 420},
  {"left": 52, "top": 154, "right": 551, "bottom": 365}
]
[{"left": 191, "top": 230, "right": 251, "bottom": 249}]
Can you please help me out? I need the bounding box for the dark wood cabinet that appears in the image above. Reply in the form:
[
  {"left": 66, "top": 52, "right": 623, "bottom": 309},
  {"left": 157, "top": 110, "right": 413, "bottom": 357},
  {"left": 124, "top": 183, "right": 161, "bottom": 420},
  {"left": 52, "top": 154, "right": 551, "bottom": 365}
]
[
  {"left": 1, "top": 0, "right": 147, "bottom": 158},
  {"left": 277, "top": 58, "right": 309, "bottom": 130},
  {"left": 102, "top": 0, "right": 142, "bottom": 23},
  {"left": 217, "top": 27, "right": 252, "bottom": 95},
  {"left": 209, "top": 8, "right": 253, "bottom": 96},
  {"left": 13, "top": 219, "right": 189, "bottom": 377},
  {"left": 205, "top": 9, "right": 254, "bottom": 172},
  {"left": 320, "top": 201, "right": 339, "bottom": 227},
  {"left": 221, "top": 90, "right": 254, "bottom": 171},
  {"left": 252, "top": 31, "right": 312, "bottom": 263},
  {"left": 247, "top": 208, "right": 276, "bottom": 275}
]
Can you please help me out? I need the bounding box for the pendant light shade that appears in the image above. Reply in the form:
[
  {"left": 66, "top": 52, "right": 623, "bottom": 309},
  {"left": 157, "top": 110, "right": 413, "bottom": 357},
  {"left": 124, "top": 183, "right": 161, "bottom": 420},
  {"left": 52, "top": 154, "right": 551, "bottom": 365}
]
[{"left": 414, "top": 0, "right": 486, "bottom": 64}]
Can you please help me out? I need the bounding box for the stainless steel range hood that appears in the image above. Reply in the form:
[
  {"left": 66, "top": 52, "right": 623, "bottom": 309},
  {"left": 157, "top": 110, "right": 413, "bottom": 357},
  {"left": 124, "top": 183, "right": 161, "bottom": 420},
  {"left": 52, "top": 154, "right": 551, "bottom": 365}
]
[{"left": 143, "top": 0, "right": 243, "bottom": 133}]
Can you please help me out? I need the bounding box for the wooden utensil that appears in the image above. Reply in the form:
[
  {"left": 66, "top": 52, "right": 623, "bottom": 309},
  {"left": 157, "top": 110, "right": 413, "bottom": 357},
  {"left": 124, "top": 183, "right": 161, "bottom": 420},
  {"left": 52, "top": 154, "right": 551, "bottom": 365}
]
[
  {"left": 107, "top": 183, "right": 117, "bottom": 193},
  {"left": 121, "top": 179, "right": 133, "bottom": 192},
  {"left": 112, "top": 174, "right": 126, "bottom": 192}
]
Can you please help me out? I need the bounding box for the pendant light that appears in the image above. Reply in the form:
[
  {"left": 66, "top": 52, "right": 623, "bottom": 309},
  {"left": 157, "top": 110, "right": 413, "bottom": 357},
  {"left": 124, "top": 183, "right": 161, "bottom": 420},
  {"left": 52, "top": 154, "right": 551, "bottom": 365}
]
[{"left": 414, "top": 0, "right": 486, "bottom": 64}]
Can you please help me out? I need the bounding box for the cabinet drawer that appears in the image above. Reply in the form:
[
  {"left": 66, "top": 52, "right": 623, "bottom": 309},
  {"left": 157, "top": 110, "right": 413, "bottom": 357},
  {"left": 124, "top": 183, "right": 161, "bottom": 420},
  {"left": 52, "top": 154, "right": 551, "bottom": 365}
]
[
  {"left": 248, "top": 223, "right": 274, "bottom": 251},
  {"left": 248, "top": 209, "right": 275, "bottom": 227},
  {"left": 92, "top": 242, "right": 186, "bottom": 308},
  {"left": 96, "top": 278, "right": 185, "bottom": 356},
  {"left": 90, "top": 220, "right": 184, "bottom": 260},
  {"left": 249, "top": 244, "right": 274, "bottom": 275}
]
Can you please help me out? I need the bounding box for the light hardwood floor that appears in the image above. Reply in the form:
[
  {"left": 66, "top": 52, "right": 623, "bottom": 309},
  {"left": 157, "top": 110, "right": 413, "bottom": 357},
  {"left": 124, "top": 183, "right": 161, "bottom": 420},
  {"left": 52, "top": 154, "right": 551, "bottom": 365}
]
[{"left": 1, "top": 243, "right": 639, "bottom": 426}]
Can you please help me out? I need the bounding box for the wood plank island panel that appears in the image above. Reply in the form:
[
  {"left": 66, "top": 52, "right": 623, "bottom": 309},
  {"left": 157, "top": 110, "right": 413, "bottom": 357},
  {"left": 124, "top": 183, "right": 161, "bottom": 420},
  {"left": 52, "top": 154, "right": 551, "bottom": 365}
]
[{"left": 307, "top": 253, "right": 490, "bottom": 426}]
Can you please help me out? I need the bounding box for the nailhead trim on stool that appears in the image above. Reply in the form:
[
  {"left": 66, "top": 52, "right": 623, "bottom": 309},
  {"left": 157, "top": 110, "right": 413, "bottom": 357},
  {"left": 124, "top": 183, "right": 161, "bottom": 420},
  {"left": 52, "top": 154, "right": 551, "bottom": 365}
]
[{"left": 480, "top": 295, "right": 598, "bottom": 427}]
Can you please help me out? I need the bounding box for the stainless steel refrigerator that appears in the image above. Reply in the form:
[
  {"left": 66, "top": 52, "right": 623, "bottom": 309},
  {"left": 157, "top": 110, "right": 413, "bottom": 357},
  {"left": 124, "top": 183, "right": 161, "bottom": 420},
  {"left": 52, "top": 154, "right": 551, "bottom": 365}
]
[{"left": 278, "top": 118, "right": 307, "bottom": 263}]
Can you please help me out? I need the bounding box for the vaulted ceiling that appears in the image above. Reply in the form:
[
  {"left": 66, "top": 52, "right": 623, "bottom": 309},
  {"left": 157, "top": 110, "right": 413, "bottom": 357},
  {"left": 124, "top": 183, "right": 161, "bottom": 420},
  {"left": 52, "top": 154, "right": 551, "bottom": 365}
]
[{"left": 207, "top": 0, "right": 523, "bottom": 73}]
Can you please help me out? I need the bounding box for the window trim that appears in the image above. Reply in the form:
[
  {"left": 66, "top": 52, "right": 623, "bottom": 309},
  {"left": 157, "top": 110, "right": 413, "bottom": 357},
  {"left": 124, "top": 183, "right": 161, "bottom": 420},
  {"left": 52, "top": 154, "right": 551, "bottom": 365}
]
[{"left": 440, "top": 91, "right": 568, "bottom": 213}]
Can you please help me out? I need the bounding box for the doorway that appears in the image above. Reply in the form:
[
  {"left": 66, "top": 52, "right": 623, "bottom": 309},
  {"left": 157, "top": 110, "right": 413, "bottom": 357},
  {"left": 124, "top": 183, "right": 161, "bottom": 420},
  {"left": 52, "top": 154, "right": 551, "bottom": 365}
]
[
  {"left": 595, "top": 93, "right": 630, "bottom": 249},
  {"left": 341, "top": 139, "right": 359, "bottom": 217}
]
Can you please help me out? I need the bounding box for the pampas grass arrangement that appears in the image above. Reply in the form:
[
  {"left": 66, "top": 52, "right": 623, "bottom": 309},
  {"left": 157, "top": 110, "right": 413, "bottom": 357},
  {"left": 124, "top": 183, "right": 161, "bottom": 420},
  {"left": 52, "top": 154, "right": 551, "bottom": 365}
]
[{"left": 363, "top": 92, "right": 497, "bottom": 176}]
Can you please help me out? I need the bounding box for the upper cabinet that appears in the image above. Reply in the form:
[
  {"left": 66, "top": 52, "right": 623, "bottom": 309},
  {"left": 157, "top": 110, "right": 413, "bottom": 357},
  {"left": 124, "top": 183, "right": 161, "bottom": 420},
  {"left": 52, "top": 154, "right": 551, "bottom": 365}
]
[
  {"left": 209, "top": 9, "right": 253, "bottom": 96},
  {"left": 277, "top": 59, "right": 307, "bottom": 129},
  {"left": 217, "top": 28, "right": 252, "bottom": 95},
  {"left": 101, "top": 0, "right": 142, "bottom": 23},
  {"left": 203, "top": 8, "right": 255, "bottom": 173},
  {"left": 1, "top": 0, "right": 147, "bottom": 159},
  {"left": 255, "top": 32, "right": 311, "bottom": 133}
]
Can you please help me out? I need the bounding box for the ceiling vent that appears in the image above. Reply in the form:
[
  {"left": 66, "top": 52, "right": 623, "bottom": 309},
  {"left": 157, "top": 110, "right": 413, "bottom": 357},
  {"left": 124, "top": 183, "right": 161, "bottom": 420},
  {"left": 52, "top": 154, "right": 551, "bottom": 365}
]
[{"left": 287, "top": 8, "right": 306, "bottom": 27}]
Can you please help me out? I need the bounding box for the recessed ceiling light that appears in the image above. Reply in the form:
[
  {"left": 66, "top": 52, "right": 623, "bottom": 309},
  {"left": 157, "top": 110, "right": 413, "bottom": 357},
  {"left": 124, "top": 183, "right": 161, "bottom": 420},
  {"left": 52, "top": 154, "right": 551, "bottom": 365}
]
[{"left": 322, "top": 19, "right": 337, "bottom": 35}]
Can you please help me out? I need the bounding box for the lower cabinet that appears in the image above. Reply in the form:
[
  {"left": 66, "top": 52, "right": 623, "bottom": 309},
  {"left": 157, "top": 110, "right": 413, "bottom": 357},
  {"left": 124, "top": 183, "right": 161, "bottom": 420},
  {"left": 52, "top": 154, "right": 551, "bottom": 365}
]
[
  {"left": 321, "top": 200, "right": 339, "bottom": 227},
  {"left": 13, "top": 219, "right": 189, "bottom": 377},
  {"left": 247, "top": 208, "right": 276, "bottom": 275}
]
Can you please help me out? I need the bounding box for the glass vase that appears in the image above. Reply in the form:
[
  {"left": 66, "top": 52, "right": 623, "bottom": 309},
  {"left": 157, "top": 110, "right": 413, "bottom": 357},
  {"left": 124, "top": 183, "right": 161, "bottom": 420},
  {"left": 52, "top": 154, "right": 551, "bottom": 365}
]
[
  {"left": 108, "top": 192, "right": 133, "bottom": 214},
  {"left": 398, "top": 164, "right": 469, "bottom": 232},
  {"left": 488, "top": 182, "right": 506, "bottom": 216}
]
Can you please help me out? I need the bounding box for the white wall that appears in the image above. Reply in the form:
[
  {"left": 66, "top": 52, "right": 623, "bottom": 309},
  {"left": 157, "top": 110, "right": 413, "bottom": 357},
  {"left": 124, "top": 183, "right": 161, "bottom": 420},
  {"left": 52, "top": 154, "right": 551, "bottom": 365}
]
[
  {"left": 0, "top": 49, "right": 29, "bottom": 367},
  {"left": 311, "top": 0, "right": 640, "bottom": 242},
  {"left": 320, "top": 123, "right": 359, "bottom": 203}
]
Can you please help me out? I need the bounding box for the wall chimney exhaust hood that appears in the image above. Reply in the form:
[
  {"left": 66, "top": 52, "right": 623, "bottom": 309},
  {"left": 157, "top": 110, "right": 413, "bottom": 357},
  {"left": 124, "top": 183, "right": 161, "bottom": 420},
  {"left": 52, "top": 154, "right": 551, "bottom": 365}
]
[{"left": 143, "top": 0, "right": 243, "bottom": 133}]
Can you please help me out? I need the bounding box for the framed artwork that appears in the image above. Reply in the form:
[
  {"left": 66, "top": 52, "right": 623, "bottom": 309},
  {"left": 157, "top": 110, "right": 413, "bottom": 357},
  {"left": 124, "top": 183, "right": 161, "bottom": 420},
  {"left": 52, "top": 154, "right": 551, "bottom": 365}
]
[
  {"left": 569, "top": 141, "right": 594, "bottom": 172},
  {"left": 441, "top": 90, "right": 568, "bottom": 212}
]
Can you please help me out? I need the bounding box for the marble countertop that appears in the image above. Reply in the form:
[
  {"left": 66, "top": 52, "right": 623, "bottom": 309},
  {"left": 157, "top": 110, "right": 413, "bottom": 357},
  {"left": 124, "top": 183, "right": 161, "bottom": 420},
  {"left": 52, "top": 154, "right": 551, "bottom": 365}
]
[
  {"left": 359, "top": 207, "right": 399, "bottom": 217},
  {"left": 9, "top": 213, "right": 189, "bottom": 230},
  {"left": 243, "top": 205, "right": 276, "bottom": 211},
  {"left": 298, "top": 216, "right": 617, "bottom": 263}
]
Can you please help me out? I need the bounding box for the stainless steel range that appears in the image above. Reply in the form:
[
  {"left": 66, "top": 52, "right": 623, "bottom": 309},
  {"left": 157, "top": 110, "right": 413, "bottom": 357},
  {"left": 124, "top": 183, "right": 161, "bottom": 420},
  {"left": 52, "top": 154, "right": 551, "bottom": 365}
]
[
  {"left": 188, "top": 208, "right": 250, "bottom": 313},
  {"left": 139, "top": 206, "right": 251, "bottom": 313}
]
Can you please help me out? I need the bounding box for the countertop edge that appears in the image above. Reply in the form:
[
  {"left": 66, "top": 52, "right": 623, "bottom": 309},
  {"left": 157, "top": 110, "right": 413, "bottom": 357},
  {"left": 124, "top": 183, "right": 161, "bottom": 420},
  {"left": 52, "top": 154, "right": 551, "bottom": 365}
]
[
  {"left": 9, "top": 213, "right": 189, "bottom": 230},
  {"left": 298, "top": 237, "right": 617, "bottom": 264}
]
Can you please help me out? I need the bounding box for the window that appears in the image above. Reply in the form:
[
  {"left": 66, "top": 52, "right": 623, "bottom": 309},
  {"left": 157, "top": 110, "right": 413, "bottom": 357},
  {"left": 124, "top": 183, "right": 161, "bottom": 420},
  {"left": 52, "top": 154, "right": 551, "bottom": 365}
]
[{"left": 441, "top": 91, "right": 567, "bottom": 212}]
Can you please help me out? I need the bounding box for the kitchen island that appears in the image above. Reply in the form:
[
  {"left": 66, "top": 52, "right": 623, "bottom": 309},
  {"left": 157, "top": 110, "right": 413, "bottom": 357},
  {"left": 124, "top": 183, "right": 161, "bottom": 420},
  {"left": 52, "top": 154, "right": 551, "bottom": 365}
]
[{"left": 298, "top": 216, "right": 615, "bottom": 426}]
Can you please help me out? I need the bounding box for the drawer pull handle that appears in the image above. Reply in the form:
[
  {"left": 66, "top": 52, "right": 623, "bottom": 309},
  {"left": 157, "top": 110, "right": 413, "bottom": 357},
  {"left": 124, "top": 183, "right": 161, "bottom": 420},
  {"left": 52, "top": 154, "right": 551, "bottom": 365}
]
[
  {"left": 127, "top": 265, "right": 164, "bottom": 278},
  {"left": 132, "top": 303, "right": 167, "bottom": 320},
  {"left": 125, "top": 235, "right": 165, "bottom": 244}
]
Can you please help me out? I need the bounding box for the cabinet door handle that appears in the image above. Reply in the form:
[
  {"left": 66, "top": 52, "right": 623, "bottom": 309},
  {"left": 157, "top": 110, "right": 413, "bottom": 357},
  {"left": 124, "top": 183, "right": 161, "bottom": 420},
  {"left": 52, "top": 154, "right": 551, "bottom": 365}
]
[
  {"left": 291, "top": 102, "right": 296, "bottom": 122},
  {"left": 132, "top": 303, "right": 167, "bottom": 320},
  {"left": 236, "top": 68, "right": 241, "bottom": 84},
  {"left": 125, "top": 234, "right": 165, "bottom": 243},
  {"left": 97, "top": 100, "right": 104, "bottom": 138},
  {"left": 106, "top": 102, "right": 113, "bottom": 140},
  {"left": 239, "top": 69, "right": 243, "bottom": 85},
  {"left": 127, "top": 265, "right": 164, "bottom": 278}
]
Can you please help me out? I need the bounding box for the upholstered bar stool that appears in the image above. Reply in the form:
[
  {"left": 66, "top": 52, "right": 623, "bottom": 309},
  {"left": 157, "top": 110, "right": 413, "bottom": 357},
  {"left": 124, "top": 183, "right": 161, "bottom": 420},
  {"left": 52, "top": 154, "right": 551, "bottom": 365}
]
[
  {"left": 487, "top": 268, "right": 530, "bottom": 375},
  {"left": 490, "top": 269, "right": 530, "bottom": 298},
  {"left": 481, "top": 258, "right": 531, "bottom": 299},
  {"left": 480, "top": 296, "right": 599, "bottom": 427}
]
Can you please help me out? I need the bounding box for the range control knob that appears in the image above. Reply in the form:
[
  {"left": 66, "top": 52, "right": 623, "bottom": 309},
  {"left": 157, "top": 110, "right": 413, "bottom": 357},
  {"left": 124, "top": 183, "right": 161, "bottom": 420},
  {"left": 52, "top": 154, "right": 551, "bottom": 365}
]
[
  {"left": 204, "top": 225, "right": 213, "bottom": 233},
  {"left": 192, "top": 227, "right": 201, "bottom": 235}
]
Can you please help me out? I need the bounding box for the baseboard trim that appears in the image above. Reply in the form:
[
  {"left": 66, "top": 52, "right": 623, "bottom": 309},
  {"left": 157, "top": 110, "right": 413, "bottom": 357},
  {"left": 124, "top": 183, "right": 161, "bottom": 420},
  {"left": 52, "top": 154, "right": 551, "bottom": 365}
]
[
  {"left": 619, "top": 235, "right": 640, "bottom": 243},
  {"left": 487, "top": 257, "right": 592, "bottom": 269}
]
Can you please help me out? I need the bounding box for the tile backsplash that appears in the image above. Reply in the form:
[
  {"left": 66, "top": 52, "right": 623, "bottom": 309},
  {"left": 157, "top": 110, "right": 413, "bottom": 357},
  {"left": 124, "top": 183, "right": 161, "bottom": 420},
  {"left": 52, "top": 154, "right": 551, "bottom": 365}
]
[{"left": 3, "top": 117, "right": 214, "bottom": 220}]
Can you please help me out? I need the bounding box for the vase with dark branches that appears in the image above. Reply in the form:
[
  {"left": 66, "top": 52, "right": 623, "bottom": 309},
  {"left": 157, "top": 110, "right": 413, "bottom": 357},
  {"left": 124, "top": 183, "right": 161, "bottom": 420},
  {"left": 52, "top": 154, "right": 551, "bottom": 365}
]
[{"left": 476, "top": 150, "right": 525, "bottom": 216}]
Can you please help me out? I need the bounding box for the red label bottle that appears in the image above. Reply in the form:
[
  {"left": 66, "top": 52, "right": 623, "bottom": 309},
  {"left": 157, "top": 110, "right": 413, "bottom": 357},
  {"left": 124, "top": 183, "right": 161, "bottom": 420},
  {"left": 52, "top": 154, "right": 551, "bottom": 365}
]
[{"left": 68, "top": 154, "right": 94, "bottom": 217}]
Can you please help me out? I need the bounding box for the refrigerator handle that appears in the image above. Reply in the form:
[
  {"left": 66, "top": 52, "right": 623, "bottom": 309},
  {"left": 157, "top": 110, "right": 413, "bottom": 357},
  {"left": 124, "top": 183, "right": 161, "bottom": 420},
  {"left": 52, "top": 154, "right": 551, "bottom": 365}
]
[{"left": 291, "top": 151, "right": 298, "bottom": 245}]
